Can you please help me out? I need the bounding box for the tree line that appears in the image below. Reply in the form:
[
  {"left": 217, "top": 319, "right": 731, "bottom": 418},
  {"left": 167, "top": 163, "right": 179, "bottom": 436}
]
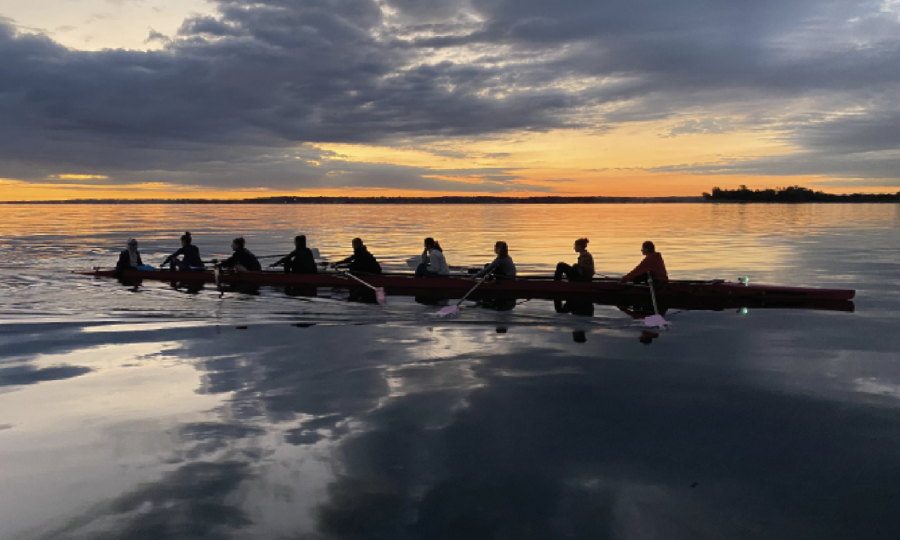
[{"left": 703, "top": 185, "right": 900, "bottom": 202}]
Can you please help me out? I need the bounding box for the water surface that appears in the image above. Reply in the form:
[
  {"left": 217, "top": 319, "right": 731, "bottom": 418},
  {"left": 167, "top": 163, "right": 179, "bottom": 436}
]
[{"left": 0, "top": 204, "right": 898, "bottom": 539}]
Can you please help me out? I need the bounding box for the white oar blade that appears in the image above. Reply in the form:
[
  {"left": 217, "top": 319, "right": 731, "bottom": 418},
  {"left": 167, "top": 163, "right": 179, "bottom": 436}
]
[
  {"left": 643, "top": 314, "right": 669, "bottom": 327},
  {"left": 375, "top": 288, "right": 387, "bottom": 306}
]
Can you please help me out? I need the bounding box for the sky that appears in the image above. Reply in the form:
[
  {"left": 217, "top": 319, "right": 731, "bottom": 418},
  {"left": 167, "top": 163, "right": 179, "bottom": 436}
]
[{"left": 2, "top": 0, "right": 900, "bottom": 199}]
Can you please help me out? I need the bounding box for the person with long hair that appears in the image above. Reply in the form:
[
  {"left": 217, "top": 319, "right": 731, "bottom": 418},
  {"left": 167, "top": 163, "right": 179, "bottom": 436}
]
[
  {"left": 554, "top": 238, "right": 594, "bottom": 281},
  {"left": 271, "top": 235, "right": 318, "bottom": 274},
  {"left": 474, "top": 241, "right": 516, "bottom": 279},
  {"left": 415, "top": 237, "right": 450, "bottom": 278},
  {"left": 619, "top": 241, "right": 668, "bottom": 283}
]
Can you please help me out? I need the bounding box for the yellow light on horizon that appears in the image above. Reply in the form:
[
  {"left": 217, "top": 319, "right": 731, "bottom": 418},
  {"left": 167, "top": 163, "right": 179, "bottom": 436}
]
[{"left": 53, "top": 174, "right": 110, "bottom": 180}]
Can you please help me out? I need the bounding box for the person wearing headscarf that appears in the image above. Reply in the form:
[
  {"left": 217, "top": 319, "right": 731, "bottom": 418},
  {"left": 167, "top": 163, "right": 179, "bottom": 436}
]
[{"left": 116, "top": 238, "right": 144, "bottom": 275}]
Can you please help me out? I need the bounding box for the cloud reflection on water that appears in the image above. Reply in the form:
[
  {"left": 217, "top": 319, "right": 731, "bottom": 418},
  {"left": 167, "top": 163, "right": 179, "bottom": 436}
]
[{"left": 0, "top": 316, "right": 896, "bottom": 539}]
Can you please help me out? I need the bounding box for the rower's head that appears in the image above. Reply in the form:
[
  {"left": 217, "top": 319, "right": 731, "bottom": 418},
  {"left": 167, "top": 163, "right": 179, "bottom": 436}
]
[
  {"left": 181, "top": 234, "right": 192, "bottom": 246},
  {"left": 642, "top": 241, "right": 656, "bottom": 255},
  {"left": 494, "top": 241, "right": 509, "bottom": 257},
  {"left": 352, "top": 237, "right": 364, "bottom": 250},
  {"left": 295, "top": 235, "right": 307, "bottom": 248},
  {"left": 424, "top": 237, "right": 442, "bottom": 252},
  {"left": 574, "top": 238, "right": 589, "bottom": 252},
  {"left": 232, "top": 237, "right": 246, "bottom": 251},
  {"left": 127, "top": 238, "right": 138, "bottom": 249}
]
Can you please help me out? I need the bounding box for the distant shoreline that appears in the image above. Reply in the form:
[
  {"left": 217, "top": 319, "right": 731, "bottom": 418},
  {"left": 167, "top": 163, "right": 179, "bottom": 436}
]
[
  {"left": 1, "top": 189, "right": 899, "bottom": 204},
  {"left": 1, "top": 196, "right": 707, "bottom": 204}
]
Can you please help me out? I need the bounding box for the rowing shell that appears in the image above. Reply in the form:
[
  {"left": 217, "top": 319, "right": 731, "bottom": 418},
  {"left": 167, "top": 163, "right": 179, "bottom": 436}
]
[{"left": 76, "top": 268, "right": 856, "bottom": 302}]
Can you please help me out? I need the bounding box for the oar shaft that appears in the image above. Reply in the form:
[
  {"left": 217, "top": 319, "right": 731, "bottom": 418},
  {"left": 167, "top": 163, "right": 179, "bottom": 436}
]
[
  {"left": 648, "top": 274, "right": 660, "bottom": 316},
  {"left": 457, "top": 268, "right": 495, "bottom": 306},
  {"left": 213, "top": 264, "right": 222, "bottom": 294},
  {"left": 343, "top": 271, "right": 377, "bottom": 291}
]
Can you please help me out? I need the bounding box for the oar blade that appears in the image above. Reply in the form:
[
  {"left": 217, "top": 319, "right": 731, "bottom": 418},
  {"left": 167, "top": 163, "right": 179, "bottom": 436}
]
[
  {"left": 643, "top": 314, "right": 669, "bottom": 328},
  {"left": 375, "top": 287, "right": 387, "bottom": 306},
  {"left": 434, "top": 305, "right": 459, "bottom": 317}
]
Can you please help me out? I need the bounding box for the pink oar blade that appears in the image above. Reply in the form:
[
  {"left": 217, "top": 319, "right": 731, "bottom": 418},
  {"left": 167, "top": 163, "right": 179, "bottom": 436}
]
[
  {"left": 435, "top": 305, "right": 459, "bottom": 317},
  {"left": 375, "top": 288, "right": 387, "bottom": 306},
  {"left": 643, "top": 314, "right": 669, "bottom": 327}
]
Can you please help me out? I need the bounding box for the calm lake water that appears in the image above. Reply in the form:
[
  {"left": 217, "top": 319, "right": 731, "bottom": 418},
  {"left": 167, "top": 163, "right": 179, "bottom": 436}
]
[{"left": 0, "top": 203, "right": 899, "bottom": 539}]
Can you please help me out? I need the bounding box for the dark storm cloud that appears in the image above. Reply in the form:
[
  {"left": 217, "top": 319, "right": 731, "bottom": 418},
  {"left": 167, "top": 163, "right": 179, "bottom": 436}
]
[{"left": 2, "top": 0, "right": 900, "bottom": 189}]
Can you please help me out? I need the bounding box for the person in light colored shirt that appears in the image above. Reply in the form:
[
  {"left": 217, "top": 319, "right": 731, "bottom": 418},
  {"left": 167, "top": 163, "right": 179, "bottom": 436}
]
[{"left": 415, "top": 237, "right": 450, "bottom": 277}]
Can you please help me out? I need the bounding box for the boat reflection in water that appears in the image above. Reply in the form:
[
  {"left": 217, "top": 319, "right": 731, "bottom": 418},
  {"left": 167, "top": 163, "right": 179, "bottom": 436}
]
[
  {"left": 554, "top": 298, "right": 595, "bottom": 317},
  {"left": 112, "top": 274, "right": 856, "bottom": 325},
  {"left": 168, "top": 280, "right": 207, "bottom": 295},
  {"left": 478, "top": 298, "right": 518, "bottom": 312},
  {"left": 108, "top": 271, "right": 855, "bottom": 348}
]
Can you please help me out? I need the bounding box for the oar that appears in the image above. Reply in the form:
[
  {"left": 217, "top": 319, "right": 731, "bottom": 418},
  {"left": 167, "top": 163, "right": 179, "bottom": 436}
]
[
  {"left": 433, "top": 268, "right": 495, "bottom": 317},
  {"left": 643, "top": 273, "right": 670, "bottom": 328},
  {"left": 205, "top": 249, "right": 322, "bottom": 265},
  {"left": 340, "top": 271, "right": 386, "bottom": 306},
  {"left": 213, "top": 264, "right": 224, "bottom": 297},
  {"left": 259, "top": 248, "right": 321, "bottom": 260}
]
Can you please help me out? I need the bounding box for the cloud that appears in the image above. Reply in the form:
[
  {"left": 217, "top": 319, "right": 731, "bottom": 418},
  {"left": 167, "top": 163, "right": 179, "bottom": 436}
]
[
  {"left": 667, "top": 118, "right": 738, "bottom": 137},
  {"left": 650, "top": 150, "right": 900, "bottom": 184},
  {"left": 0, "top": 364, "right": 93, "bottom": 386},
  {"left": 2, "top": 0, "right": 900, "bottom": 190},
  {"left": 144, "top": 28, "right": 170, "bottom": 44}
]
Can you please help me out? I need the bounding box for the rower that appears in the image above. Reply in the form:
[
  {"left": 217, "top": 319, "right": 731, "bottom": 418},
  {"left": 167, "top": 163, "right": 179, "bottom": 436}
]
[
  {"left": 415, "top": 238, "right": 450, "bottom": 278},
  {"left": 270, "top": 235, "right": 318, "bottom": 274},
  {"left": 474, "top": 241, "right": 516, "bottom": 279},
  {"left": 162, "top": 233, "right": 204, "bottom": 271},
  {"left": 116, "top": 238, "right": 145, "bottom": 275},
  {"left": 554, "top": 238, "right": 594, "bottom": 282},
  {"left": 218, "top": 237, "right": 261, "bottom": 272},
  {"left": 619, "top": 241, "right": 668, "bottom": 283},
  {"left": 333, "top": 238, "right": 382, "bottom": 276}
]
